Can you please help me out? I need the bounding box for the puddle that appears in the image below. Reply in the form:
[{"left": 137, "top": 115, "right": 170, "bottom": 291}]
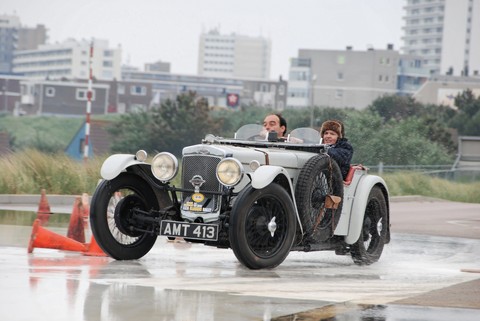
[{"left": 272, "top": 303, "right": 479, "bottom": 321}]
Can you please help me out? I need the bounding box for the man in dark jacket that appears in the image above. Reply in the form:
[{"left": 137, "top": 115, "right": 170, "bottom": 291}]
[{"left": 320, "top": 120, "right": 354, "bottom": 180}]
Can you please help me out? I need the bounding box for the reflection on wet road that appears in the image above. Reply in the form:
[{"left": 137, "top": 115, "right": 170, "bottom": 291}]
[
  {"left": 273, "top": 303, "right": 479, "bottom": 321},
  {"left": 0, "top": 224, "right": 479, "bottom": 321}
]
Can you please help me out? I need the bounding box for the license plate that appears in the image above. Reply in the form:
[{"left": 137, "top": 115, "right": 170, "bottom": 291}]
[{"left": 160, "top": 220, "right": 219, "bottom": 241}]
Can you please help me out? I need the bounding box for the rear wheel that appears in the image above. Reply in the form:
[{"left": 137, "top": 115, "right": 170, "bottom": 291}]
[
  {"left": 90, "top": 172, "right": 160, "bottom": 260},
  {"left": 351, "top": 186, "right": 388, "bottom": 265},
  {"left": 295, "top": 155, "right": 344, "bottom": 242},
  {"left": 229, "top": 183, "right": 296, "bottom": 269}
]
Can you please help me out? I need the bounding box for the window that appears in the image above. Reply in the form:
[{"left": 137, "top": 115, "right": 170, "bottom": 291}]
[
  {"left": 289, "top": 71, "right": 308, "bottom": 81},
  {"left": 102, "top": 70, "right": 113, "bottom": 79},
  {"left": 76, "top": 88, "right": 96, "bottom": 101},
  {"left": 45, "top": 87, "right": 55, "bottom": 97},
  {"left": 337, "top": 55, "right": 346, "bottom": 65},
  {"left": 103, "top": 61, "right": 113, "bottom": 67},
  {"left": 337, "top": 72, "right": 344, "bottom": 81},
  {"left": 130, "top": 86, "right": 147, "bottom": 95},
  {"left": 278, "top": 85, "right": 285, "bottom": 96},
  {"left": 335, "top": 89, "right": 343, "bottom": 99},
  {"left": 118, "top": 84, "right": 125, "bottom": 94}
]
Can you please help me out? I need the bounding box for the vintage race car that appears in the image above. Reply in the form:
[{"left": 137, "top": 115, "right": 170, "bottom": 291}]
[{"left": 90, "top": 124, "right": 390, "bottom": 269}]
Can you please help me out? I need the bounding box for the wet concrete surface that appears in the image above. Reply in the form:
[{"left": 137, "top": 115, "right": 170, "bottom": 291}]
[{"left": 0, "top": 198, "right": 479, "bottom": 320}]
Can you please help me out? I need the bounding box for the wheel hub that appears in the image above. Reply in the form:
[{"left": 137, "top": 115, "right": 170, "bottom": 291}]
[
  {"left": 114, "top": 194, "right": 145, "bottom": 237},
  {"left": 377, "top": 217, "right": 383, "bottom": 236},
  {"left": 267, "top": 217, "right": 277, "bottom": 237}
]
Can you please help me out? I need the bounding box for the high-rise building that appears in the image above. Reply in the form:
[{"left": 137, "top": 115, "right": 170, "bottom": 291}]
[
  {"left": 402, "top": 0, "right": 480, "bottom": 77},
  {"left": 12, "top": 39, "right": 122, "bottom": 80},
  {"left": 17, "top": 24, "right": 47, "bottom": 51},
  {"left": 198, "top": 29, "right": 271, "bottom": 79},
  {"left": 0, "top": 15, "right": 20, "bottom": 74},
  {"left": 0, "top": 14, "right": 48, "bottom": 74}
]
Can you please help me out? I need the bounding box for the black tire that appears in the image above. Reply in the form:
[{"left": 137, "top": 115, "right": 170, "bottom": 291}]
[
  {"left": 90, "top": 172, "right": 159, "bottom": 260},
  {"left": 295, "top": 155, "right": 344, "bottom": 242},
  {"left": 229, "top": 183, "right": 296, "bottom": 269},
  {"left": 351, "top": 186, "right": 388, "bottom": 265}
]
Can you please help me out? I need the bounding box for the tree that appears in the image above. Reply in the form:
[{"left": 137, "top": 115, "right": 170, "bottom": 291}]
[
  {"left": 367, "top": 95, "right": 422, "bottom": 122},
  {"left": 346, "top": 112, "right": 453, "bottom": 166},
  {"left": 109, "top": 92, "right": 222, "bottom": 155},
  {"left": 450, "top": 89, "right": 480, "bottom": 136}
]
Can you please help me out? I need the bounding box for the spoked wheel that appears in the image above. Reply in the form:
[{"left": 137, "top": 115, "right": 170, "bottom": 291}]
[
  {"left": 229, "top": 183, "right": 296, "bottom": 269},
  {"left": 351, "top": 186, "right": 388, "bottom": 265},
  {"left": 90, "top": 172, "right": 160, "bottom": 260},
  {"left": 295, "top": 155, "right": 344, "bottom": 242}
]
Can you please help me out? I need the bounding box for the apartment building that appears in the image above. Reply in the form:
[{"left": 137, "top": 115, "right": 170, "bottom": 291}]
[
  {"left": 12, "top": 38, "right": 121, "bottom": 80},
  {"left": 0, "top": 15, "right": 19, "bottom": 74},
  {"left": 287, "top": 45, "right": 430, "bottom": 109},
  {"left": 0, "top": 14, "right": 47, "bottom": 74},
  {"left": 198, "top": 28, "right": 271, "bottom": 79},
  {"left": 402, "top": 0, "right": 480, "bottom": 77},
  {"left": 288, "top": 46, "right": 400, "bottom": 109}
]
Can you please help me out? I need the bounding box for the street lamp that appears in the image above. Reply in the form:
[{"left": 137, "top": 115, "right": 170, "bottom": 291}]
[{"left": 309, "top": 74, "right": 317, "bottom": 128}]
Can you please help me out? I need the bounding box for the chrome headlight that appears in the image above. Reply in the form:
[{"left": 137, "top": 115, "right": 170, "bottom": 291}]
[
  {"left": 135, "top": 150, "right": 147, "bottom": 162},
  {"left": 216, "top": 158, "right": 244, "bottom": 187},
  {"left": 151, "top": 152, "right": 178, "bottom": 182}
]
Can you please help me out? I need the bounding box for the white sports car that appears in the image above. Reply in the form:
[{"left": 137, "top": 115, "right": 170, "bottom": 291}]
[{"left": 90, "top": 124, "right": 390, "bottom": 269}]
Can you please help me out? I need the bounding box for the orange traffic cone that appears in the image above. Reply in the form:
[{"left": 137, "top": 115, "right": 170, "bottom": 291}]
[
  {"left": 83, "top": 235, "right": 108, "bottom": 257},
  {"left": 66, "top": 197, "right": 86, "bottom": 243},
  {"left": 28, "top": 219, "right": 87, "bottom": 253},
  {"left": 36, "top": 189, "right": 52, "bottom": 226}
]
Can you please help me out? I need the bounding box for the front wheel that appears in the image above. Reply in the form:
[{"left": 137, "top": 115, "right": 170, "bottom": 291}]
[
  {"left": 229, "top": 183, "right": 297, "bottom": 269},
  {"left": 90, "top": 172, "right": 160, "bottom": 260},
  {"left": 350, "top": 186, "right": 388, "bottom": 265}
]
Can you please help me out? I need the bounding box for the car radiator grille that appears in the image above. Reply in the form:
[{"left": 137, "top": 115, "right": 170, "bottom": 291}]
[{"left": 182, "top": 155, "right": 222, "bottom": 212}]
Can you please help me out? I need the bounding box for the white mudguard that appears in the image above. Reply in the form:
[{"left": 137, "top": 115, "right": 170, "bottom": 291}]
[
  {"left": 100, "top": 154, "right": 145, "bottom": 180},
  {"left": 251, "top": 165, "right": 290, "bottom": 190},
  {"left": 344, "top": 175, "right": 388, "bottom": 244}
]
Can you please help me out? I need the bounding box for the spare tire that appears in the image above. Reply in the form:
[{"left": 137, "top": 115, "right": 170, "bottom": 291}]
[{"left": 295, "top": 154, "right": 344, "bottom": 242}]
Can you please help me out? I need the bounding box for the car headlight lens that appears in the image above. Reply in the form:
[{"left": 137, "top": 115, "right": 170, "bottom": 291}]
[
  {"left": 135, "top": 150, "right": 147, "bottom": 162},
  {"left": 151, "top": 152, "right": 178, "bottom": 182},
  {"left": 216, "top": 158, "right": 244, "bottom": 187}
]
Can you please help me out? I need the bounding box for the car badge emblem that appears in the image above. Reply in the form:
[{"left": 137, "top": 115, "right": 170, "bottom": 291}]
[{"left": 189, "top": 175, "right": 206, "bottom": 193}]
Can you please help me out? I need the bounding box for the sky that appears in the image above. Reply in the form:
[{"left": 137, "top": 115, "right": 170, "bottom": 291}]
[{"left": 2, "top": 0, "right": 405, "bottom": 79}]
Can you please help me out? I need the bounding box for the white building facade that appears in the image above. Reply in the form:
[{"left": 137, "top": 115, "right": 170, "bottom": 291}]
[
  {"left": 12, "top": 39, "right": 122, "bottom": 80},
  {"left": 287, "top": 47, "right": 401, "bottom": 110},
  {"left": 402, "top": 0, "right": 480, "bottom": 77},
  {"left": 198, "top": 29, "right": 271, "bottom": 79}
]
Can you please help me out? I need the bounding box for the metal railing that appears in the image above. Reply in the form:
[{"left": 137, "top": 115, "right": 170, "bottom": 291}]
[{"left": 365, "top": 163, "right": 480, "bottom": 182}]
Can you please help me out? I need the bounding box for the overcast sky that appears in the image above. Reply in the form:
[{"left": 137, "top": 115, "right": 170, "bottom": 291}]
[{"left": 3, "top": 0, "right": 405, "bottom": 79}]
